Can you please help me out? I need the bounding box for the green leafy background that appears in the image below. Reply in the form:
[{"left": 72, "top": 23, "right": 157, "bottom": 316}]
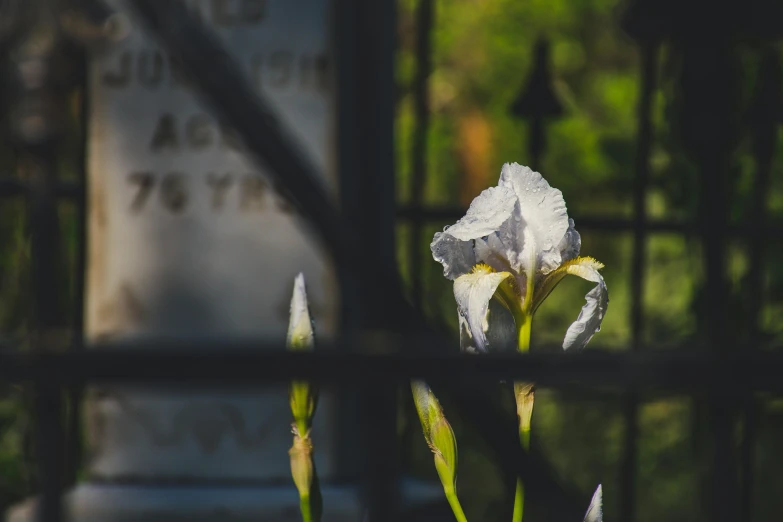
[{"left": 394, "top": 1, "right": 783, "bottom": 522}]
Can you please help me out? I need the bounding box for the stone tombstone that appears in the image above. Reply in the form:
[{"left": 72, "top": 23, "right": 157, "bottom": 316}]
[
  {"left": 5, "top": 2, "right": 449, "bottom": 520},
  {"left": 85, "top": 0, "right": 339, "bottom": 483}
]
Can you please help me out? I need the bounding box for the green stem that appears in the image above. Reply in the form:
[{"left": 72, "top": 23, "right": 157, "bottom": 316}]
[
  {"left": 513, "top": 311, "right": 533, "bottom": 522},
  {"left": 512, "top": 424, "right": 532, "bottom": 522},
  {"left": 517, "top": 315, "right": 532, "bottom": 353},
  {"left": 520, "top": 427, "right": 531, "bottom": 448},
  {"left": 513, "top": 479, "right": 525, "bottom": 522},
  {"left": 445, "top": 489, "right": 469, "bottom": 522},
  {"left": 299, "top": 495, "right": 312, "bottom": 522}
]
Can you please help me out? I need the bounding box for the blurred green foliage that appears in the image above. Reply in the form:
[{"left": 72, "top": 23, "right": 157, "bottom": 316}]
[
  {"left": 0, "top": 100, "right": 83, "bottom": 513},
  {"left": 0, "top": 0, "right": 781, "bottom": 521},
  {"left": 396, "top": 1, "right": 783, "bottom": 521}
]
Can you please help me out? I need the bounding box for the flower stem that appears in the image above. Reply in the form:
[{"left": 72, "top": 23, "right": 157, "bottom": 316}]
[
  {"left": 517, "top": 315, "right": 532, "bottom": 353},
  {"left": 512, "top": 385, "right": 535, "bottom": 522},
  {"left": 445, "top": 488, "right": 469, "bottom": 522},
  {"left": 512, "top": 430, "right": 532, "bottom": 522},
  {"left": 513, "top": 479, "right": 525, "bottom": 522},
  {"left": 513, "top": 312, "right": 534, "bottom": 522},
  {"left": 290, "top": 434, "right": 322, "bottom": 522},
  {"left": 299, "top": 495, "right": 313, "bottom": 522}
]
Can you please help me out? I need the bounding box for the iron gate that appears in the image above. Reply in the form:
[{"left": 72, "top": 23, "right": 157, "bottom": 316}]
[{"left": 0, "top": 1, "right": 782, "bottom": 522}]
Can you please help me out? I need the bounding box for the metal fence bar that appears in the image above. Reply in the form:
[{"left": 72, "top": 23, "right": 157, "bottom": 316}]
[
  {"left": 686, "top": 40, "right": 738, "bottom": 522},
  {"left": 402, "top": 0, "right": 435, "bottom": 483},
  {"left": 28, "top": 155, "right": 66, "bottom": 522},
  {"left": 619, "top": 40, "right": 658, "bottom": 522},
  {"left": 0, "top": 179, "right": 82, "bottom": 200},
  {"left": 739, "top": 46, "right": 780, "bottom": 522},
  {"left": 23, "top": 122, "right": 66, "bottom": 522},
  {"left": 362, "top": 381, "right": 400, "bottom": 522},
  {"left": 2, "top": 347, "right": 783, "bottom": 391},
  {"left": 408, "top": 0, "right": 434, "bottom": 311},
  {"left": 63, "top": 44, "right": 89, "bottom": 489},
  {"left": 347, "top": 0, "right": 401, "bottom": 518},
  {"left": 32, "top": 384, "right": 64, "bottom": 522},
  {"left": 397, "top": 206, "right": 783, "bottom": 237},
  {"left": 333, "top": 0, "right": 364, "bottom": 483},
  {"left": 22, "top": 138, "right": 65, "bottom": 522}
]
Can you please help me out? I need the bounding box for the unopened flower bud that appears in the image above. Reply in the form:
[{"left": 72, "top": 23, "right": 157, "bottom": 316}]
[
  {"left": 289, "top": 434, "right": 314, "bottom": 499},
  {"left": 287, "top": 273, "right": 319, "bottom": 436},
  {"left": 583, "top": 484, "right": 602, "bottom": 522},
  {"left": 412, "top": 381, "right": 459, "bottom": 494}
]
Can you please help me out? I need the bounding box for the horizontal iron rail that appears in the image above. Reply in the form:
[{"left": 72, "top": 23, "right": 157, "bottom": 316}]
[
  {"left": 0, "top": 178, "right": 82, "bottom": 200},
  {"left": 5, "top": 175, "right": 781, "bottom": 236},
  {"left": 398, "top": 204, "right": 783, "bottom": 236},
  {"left": 0, "top": 343, "right": 781, "bottom": 392}
]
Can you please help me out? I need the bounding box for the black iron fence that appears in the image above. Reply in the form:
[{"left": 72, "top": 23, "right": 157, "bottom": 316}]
[{"left": 0, "top": 1, "right": 782, "bottom": 522}]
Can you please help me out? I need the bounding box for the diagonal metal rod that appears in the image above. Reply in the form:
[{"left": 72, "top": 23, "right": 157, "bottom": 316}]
[
  {"left": 127, "top": 0, "right": 426, "bottom": 338},
  {"left": 127, "top": 0, "right": 345, "bottom": 262}
]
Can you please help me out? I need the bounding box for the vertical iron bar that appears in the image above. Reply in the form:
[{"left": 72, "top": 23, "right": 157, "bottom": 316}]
[
  {"left": 25, "top": 145, "right": 65, "bottom": 522},
  {"left": 334, "top": 0, "right": 362, "bottom": 483},
  {"left": 404, "top": 0, "right": 434, "bottom": 475},
  {"left": 697, "top": 45, "right": 736, "bottom": 522},
  {"left": 620, "top": 41, "right": 657, "bottom": 522},
  {"left": 528, "top": 116, "right": 544, "bottom": 172},
  {"left": 408, "top": 0, "right": 433, "bottom": 311},
  {"left": 510, "top": 38, "right": 562, "bottom": 171},
  {"left": 336, "top": 0, "right": 400, "bottom": 514},
  {"left": 64, "top": 49, "right": 89, "bottom": 488},
  {"left": 362, "top": 379, "right": 399, "bottom": 522},
  {"left": 26, "top": 152, "right": 62, "bottom": 336},
  {"left": 11, "top": 4, "right": 72, "bottom": 513},
  {"left": 354, "top": 0, "right": 400, "bottom": 515},
  {"left": 676, "top": 37, "right": 739, "bottom": 522},
  {"left": 739, "top": 47, "right": 780, "bottom": 522},
  {"left": 703, "top": 164, "right": 735, "bottom": 522},
  {"left": 33, "top": 383, "right": 64, "bottom": 522}
]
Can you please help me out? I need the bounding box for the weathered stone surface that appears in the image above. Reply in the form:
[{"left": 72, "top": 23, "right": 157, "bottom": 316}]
[{"left": 84, "top": 0, "right": 338, "bottom": 481}]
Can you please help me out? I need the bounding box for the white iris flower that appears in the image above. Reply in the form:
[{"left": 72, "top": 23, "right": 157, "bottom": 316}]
[{"left": 431, "top": 163, "right": 608, "bottom": 352}]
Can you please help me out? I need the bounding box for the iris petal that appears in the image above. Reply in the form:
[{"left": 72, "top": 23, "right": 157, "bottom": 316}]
[
  {"left": 499, "top": 163, "right": 571, "bottom": 274},
  {"left": 562, "top": 265, "right": 608, "bottom": 351},
  {"left": 430, "top": 185, "right": 517, "bottom": 280},
  {"left": 454, "top": 268, "right": 514, "bottom": 353}
]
